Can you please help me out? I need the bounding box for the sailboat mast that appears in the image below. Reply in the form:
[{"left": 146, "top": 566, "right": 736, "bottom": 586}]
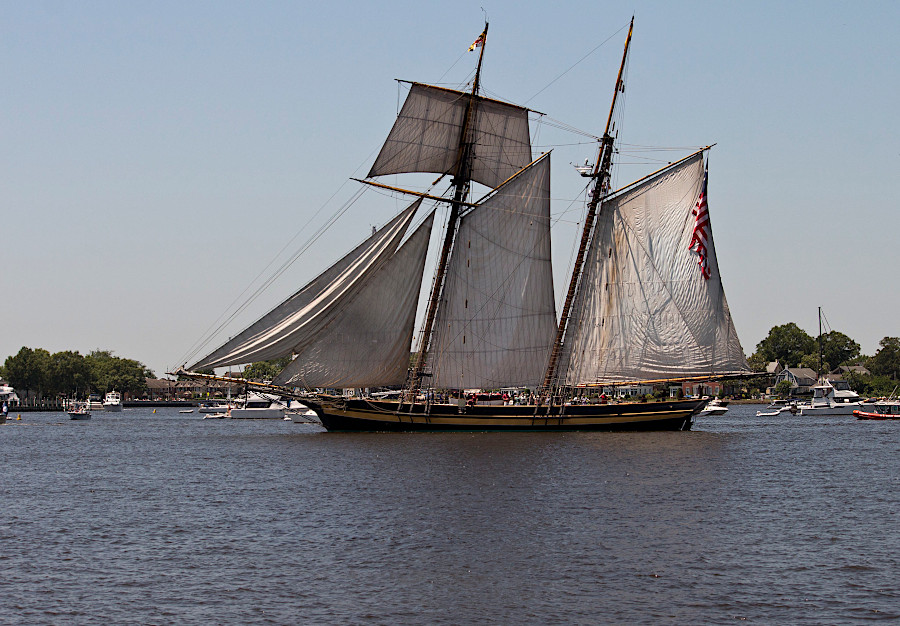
[
  {"left": 410, "top": 23, "right": 489, "bottom": 394},
  {"left": 541, "top": 17, "right": 633, "bottom": 393},
  {"left": 818, "top": 306, "right": 823, "bottom": 379}
]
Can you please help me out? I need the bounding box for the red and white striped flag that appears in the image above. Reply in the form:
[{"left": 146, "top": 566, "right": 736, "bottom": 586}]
[{"left": 689, "top": 168, "right": 711, "bottom": 280}]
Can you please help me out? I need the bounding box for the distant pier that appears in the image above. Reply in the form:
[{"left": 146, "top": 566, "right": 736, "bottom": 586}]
[{"left": 9, "top": 401, "right": 198, "bottom": 412}]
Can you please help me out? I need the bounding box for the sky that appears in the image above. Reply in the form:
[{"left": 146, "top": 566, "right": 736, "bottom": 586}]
[{"left": 3, "top": 1, "right": 898, "bottom": 378}]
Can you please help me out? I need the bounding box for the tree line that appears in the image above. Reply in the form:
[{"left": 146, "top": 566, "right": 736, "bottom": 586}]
[
  {"left": 1, "top": 347, "right": 153, "bottom": 401},
  {"left": 748, "top": 323, "right": 900, "bottom": 396}
]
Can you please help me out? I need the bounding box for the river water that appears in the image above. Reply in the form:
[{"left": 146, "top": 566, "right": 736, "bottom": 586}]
[{"left": 1, "top": 405, "right": 897, "bottom": 624}]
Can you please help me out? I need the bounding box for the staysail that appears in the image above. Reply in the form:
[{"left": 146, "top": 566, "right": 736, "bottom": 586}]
[
  {"left": 272, "top": 212, "right": 434, "bottom": 388},
  {"left": 559, "top": 153, "right": 750, "bottom": 385},
  {"left": 367, "top": 83, "right": 533, "bottom": 189},
  {"left": 190, "top": 200, "right": 422, "bottom": 370},
  {"left": 428, "top": 154, "right": 556, "bottom": 389}
]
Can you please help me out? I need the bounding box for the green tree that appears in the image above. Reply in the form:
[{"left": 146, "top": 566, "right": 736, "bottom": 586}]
[
  {"left": 820, "top": 331, "right": 861, "bottom": 371},
  {"left": 85, "top": 350, "right": 153, "bottom": 395},
  {"left": 800, "top": 353, "right": 825, "bottom": 374},
  {"left": 846, "top": 370, "right": 898, "bottom": 398},
  {"left": 4, "top": 347, "right": 52, "bottom": 400},
  {"left": 48, "top": 350, "right": 91, "bottom": 397},
  {"left": 752, "top": 323, "right": 816, "bottom": 369},
  {"left": 774, "top": 380, "right": 793, "bottom": 398},
  {"left": 243, "top": 356, "right": 292, "bottom": 382},
  {"left": 867, "top": 337, "right": 900, "bottom": 380},
  {"left": 746, "top": 352, "right": 767, "bottom": 372}
]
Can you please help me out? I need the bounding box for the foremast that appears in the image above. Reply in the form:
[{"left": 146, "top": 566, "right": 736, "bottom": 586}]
[
  {"left": 409, "top": 23, "right": 489, "bottom": 396},
  {"left": 541, "top": 17, "right": 633, "bottom": 394}
]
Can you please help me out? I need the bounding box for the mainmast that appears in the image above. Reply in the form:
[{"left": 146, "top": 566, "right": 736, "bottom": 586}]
[
  {"left": 409, "top": 23, "right": 489, "bottom": 395},
  {"left": 817, "top": 306, "right": 823, "bottom": 380},
  {"left": 541, "top": 17, "right": 633, "bottom": 393}
]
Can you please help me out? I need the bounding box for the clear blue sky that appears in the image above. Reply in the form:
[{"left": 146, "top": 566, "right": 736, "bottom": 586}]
[{"left": 3, "top": 1, "right": 898, "bottom": 377}]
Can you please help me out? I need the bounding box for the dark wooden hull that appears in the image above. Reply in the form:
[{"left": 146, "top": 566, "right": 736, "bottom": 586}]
[{"left": 306, "top": 397, "right": 704, "bottom": 432}]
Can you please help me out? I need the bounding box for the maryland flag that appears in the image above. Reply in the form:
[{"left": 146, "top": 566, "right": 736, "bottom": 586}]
[{"left": 468, "top": 29, "right": 486, "bottom": 51}]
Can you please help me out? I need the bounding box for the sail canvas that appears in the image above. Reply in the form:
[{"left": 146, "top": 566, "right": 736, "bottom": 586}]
[
  {"left": 368, "top": 83, "right": 533, "bottom": 189},
  {"left": 429, "top": 154, "right": 556, "bottom": 389},
  {"left": 273, "top": 213, "right": 434, "bottom": 388},
  {"left": 561, "top": 153, "right": 749, "bottom": 385},
  {"left": 191, "top": 200, "right": 422, "bottom": 370}
]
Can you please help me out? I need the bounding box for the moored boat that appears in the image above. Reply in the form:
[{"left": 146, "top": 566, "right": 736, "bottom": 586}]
[
  {"left": 799, "top": 379, "right": 865, "bottom": 416},
  {"left": 102, "top": 391, "right": 124, "bottom": 412},
  {"left": 854, "top": 401, "right": 900, "bottom": 420},
  {"left": 757, "top": 399, "right": 799, "bottom": 417},
  {"left": 699, "top": 398, "right": 729, "bottom": 416},
  {"left": 227, "top": 392, "right": 289, "bottom": 419}
]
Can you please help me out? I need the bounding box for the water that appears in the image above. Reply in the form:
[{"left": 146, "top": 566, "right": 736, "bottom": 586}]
[{"left": 1, "top": 405, "right": 898, "bottom": 624}]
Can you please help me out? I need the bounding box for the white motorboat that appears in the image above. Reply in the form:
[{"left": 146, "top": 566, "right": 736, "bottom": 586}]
[
  {"left": 757, "top": 399, "right": 799, "bottom": 417},
  {"left": 0, "top": 382, "right": 17, "bottom": 424},
  {"left": 227, "top": 392, "right": 289, "bottom": 419},
  {"left": 290, "top": 408, "right": 321, "bottom": 424},
  {"left": 198, "top": 401, "right": 233, "bottom": 414},
  {"left": 102, "top": 391, "right": 124, "bottom": 412},
  {"left": 66, "top": 400, "right": 92, "bottom": 420},
  {"left": 699, "top": 398, "right": 729, "bottom": 416},
  {"left": 799, "top": 379, "right": 865, "bottom": 416}
]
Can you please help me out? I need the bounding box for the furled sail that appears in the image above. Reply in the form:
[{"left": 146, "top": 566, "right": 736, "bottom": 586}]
[
  {"left": 273, "top": 212, "right": 435, "bottom": 388},
  {"left": 560, "top": 153, "right": 750, "bottom": 385},
  {"left": 429, "top": 154, "right": 556, "bottom": 389},
  {"left": 190, "top": 200, "right": 422, "bottom": 370},
  {"left": 367, "top": 83, "right": 532, "bottom": 190}
]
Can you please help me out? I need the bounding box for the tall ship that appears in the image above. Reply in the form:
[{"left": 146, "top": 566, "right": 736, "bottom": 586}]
[{"left": 179, "top": 20, "right": 751, "bottom": 431}]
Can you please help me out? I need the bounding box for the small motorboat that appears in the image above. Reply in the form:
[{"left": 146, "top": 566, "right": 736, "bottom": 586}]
[
  {"left": 198, "top": 401, "right": 232, "bottom": 414},
  {"left": 179, "top": 409, "right": 194, "bottom": 413},
  {"left": 854, "top": 401, "right": 900, "bottom": 420},
  {"left": 756, "top": 399, "right": 799, "bottom": 417},
  {"left": 699, "top": 398, "right": 729, "bottom": 416},
  {"left": 67, "top": 401, "right": 92, "bottom": 420}
]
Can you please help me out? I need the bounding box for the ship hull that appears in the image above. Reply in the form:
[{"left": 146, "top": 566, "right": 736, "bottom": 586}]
[{"left": 308, "top": 398, "right": 703, "bottom": 432}]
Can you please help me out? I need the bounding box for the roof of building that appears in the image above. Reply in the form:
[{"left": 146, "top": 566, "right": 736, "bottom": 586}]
[
  {"left": 145, "top": 378, "right": 176, "bottom": 390},
  {"left": 830, "top": 365, "right": 871, "bottom": 376},
  {"left": 782, "top": 367, "right": 818, "bottom": 382}
]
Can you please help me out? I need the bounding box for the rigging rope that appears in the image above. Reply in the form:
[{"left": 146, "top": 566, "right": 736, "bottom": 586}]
[
  {"left": 176, "top": 142, "right": 385, "bottom": 370},
  {"left": 523, "top": 23, "right": 629, "bottom": 106}
]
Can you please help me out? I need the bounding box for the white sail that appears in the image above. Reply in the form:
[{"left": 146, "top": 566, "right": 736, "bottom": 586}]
[
  {"left": 560, "top": 154, "right": 750, "bottom": 385},
  {"left": 367, "top": 83, "right": 532, "bottom": 190},
  {"left": 429, "top": 154, "right": 556, "bottom": 389},
  {"left": 190, "top": 200, "right": 422, "bottom": 370},
  {"left": 273, "top": 212, "right": 434, "bottom": 388}
]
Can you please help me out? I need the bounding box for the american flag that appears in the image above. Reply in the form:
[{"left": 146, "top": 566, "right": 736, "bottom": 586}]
[{"left": 689, "top": 168, "right": 711, "bottom": 280}]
